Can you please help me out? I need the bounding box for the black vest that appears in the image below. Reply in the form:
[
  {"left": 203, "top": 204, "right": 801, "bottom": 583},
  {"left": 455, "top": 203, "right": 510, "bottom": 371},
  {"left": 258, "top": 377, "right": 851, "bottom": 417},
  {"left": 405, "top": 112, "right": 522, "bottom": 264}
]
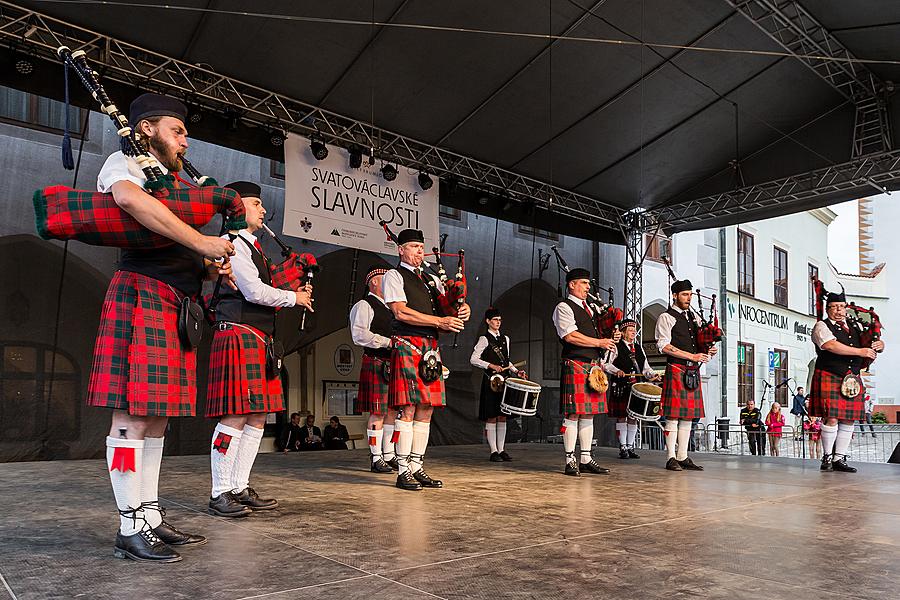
[
  {"left": 362, "top": 294, "right": 394, "bottom": 359},
  {"left": 215, "top": 235, "right": 277, "bottom": 335},
  {"left": 559, "top": 298, "right": 601, "bottom": 362},
  {"left": 392, "top": 265, "right": 439, "bottom": 338},
  {"left": 119, "top": 244, "right": 206, "bottom": 296},
  {"left": 815, "top": 320, "right": 863, "bottom": 376},
  {"left": 479, "top": 332, "right": 510, "bottom": 376},
  {"left": 612, "top": 339, "right": 646, "bottom": 376},
  {"left": 665, "top": 307, "right": 698, "bottom": 363}
]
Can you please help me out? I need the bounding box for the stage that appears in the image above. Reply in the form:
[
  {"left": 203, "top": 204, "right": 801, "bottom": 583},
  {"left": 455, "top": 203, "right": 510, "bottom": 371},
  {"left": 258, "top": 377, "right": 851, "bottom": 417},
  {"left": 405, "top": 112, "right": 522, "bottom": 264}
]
[{"left": 1, "top": 445, "right": 898, "bottom": 600}]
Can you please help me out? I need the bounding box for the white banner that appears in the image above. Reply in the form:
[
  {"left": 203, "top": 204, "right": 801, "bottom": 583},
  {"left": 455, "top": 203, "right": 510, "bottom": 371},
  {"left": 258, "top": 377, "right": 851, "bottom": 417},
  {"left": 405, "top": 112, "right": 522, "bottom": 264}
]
[{"left": 282, "top": 134, "right": 439, "bottom": 254}]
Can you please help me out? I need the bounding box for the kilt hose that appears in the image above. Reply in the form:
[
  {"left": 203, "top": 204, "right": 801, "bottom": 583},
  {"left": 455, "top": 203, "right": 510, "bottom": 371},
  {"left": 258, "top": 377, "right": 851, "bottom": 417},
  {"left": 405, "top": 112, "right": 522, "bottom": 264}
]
[
  {"left": 560, "top": 359, "right": 606, "bottom": 416},
  {"left": 810, "top": 368, "right": 865, "bottom": 421},
  {"left": 205, "top": 324, "right": 284, "bottom": 418},
  {"left": 607, "top": 377, "right": 635, "bottom": 419},
  {"left": 87, "top": 270, "right": 196, "bottom": 417},
  {"left": 661, "top": 363, "right": 705, "bottom": 420},
  {"left": 355, "top": 354, "right": 391, "bottom": 415},
  {"left": 389, "top": 336, "right": 446, "bottom": 408}
]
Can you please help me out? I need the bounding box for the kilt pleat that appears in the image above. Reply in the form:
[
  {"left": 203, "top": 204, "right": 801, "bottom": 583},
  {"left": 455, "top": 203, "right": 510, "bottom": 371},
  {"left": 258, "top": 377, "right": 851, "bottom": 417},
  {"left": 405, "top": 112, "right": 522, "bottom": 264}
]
[
  {"left": 660, "top": 363, "right": 705, "bottom": 419},
  {"left": 356, "top": 354, "right": 391, "bottom": 415},
  {"left": 388, "top": 336, "right": 445, "bottom": 408},
  {"left": 810, "top": 368, "right": 864, "bottom": 421},
  {"left": 205, "top": 325, "right": 284, "bottom": 417},
  {"left": 559, "top": 359, "right": 606, "bottom": 416}
]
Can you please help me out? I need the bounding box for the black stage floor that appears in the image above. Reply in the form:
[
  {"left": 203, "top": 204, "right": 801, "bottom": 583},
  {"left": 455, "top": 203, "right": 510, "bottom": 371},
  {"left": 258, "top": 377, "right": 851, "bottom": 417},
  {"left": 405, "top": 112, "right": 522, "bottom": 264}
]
[{"left": 1, "top": 445, "right": 899, "bottom": 600}]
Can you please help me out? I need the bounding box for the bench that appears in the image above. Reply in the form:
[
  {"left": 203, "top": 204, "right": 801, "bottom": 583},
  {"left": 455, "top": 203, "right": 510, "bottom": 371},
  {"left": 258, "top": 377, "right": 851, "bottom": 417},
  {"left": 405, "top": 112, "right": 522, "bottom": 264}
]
[{"left": 348, "top": 433, "right": 365, "bottom": 450}]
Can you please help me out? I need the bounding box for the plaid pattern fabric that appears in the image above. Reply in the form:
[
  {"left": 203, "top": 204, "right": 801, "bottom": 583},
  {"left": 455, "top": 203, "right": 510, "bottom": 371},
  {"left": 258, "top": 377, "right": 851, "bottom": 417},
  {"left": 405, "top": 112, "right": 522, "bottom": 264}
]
[
  {"left": 270, "top": 252, "right": 317, "bottom": 291},
  {"left": 355, "top": 354, "right": 391, "bottom": 415},
  {"left": 660, "top": 363, "right": 705, "bottom": 419},
  {"left": 388, "top": 336, "right": 446, "bottom": 408},
  {"left": 810, "top": 368, "right": 865, "bottom": 421},
  {"left": 560, "top": 359, "right": 606, "bottom": 416},
  {"left": 205, "top": 325, "right": 284, "bottom": 417},
  {"left": 33, "top": 182, "right": 245, "bottom": 249},
  {"left": 607, "top": 377, "right": 634, "bottom": 418},
  {"left": 87, "top": 271, "right": 196, "bottom": 416}
]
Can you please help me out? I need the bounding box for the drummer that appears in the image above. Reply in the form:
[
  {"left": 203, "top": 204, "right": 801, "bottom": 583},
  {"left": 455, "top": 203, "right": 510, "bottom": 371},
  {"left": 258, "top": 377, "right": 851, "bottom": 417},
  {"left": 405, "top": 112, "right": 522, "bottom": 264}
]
[
  {"left": 603, "top": 319, "right": 659, "bottom": 459},
  {"left": 470, "top": 307, "right": 521, "bottom": 462}
]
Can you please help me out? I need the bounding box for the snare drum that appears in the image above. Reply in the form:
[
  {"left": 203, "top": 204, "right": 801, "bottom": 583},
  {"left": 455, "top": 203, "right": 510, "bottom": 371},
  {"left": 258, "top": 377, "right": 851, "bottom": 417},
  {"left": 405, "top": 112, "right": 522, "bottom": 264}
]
[
  {"left": 500, "top": 377, "right": 541, "bottom": 416},
  {"left": 442, "top": 365, "right": 451, "bottom": 380},
  {"left": 626, "top": 382, "right": 662, "bottom": 421}
]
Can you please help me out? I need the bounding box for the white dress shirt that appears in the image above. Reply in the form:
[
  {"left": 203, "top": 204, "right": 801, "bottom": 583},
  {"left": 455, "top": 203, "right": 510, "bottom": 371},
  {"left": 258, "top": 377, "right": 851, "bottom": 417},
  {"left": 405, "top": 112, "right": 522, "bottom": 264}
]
[
  {"left": 382, "top": 261, "right": 445, "bottom": 304},
  {"left": 604, "top": 341, "right": 656, "bottom": 377},
  {"left": 470, "top": 332, "right": 519, "bottom": 374},
  {"left": 97, "top": 150, "right": 168, "bottom": 192},
  {"left": 655, "top": 306, "right": 703, "bottom": 353},
  {"left": 349, "top": 293, "right": 392, "bottom": 350},
  {"left": 552, "top": 294, "right": 599, "bottom": 339},
  {"left": 811, "top": 319, "right": 847, "bottom": 349},
  {"left": 226, "top": 230, "right": 296, "bottom": 308}
]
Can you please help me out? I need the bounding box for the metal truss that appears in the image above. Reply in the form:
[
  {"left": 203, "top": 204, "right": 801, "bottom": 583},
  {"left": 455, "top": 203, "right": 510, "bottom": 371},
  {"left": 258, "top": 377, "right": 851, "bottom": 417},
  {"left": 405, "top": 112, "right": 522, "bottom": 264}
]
[
  {"left": 653, "top": 149, "right": 900, "bottom": 230},
  {"left": 726, "top": 0, "right": 893, "bottom": 156},
  {"left": 0, "top": 1, "right": 623, "bottom": 228},
  {"left": 619, "top": 209, "right": 656, "bottom": 321}
]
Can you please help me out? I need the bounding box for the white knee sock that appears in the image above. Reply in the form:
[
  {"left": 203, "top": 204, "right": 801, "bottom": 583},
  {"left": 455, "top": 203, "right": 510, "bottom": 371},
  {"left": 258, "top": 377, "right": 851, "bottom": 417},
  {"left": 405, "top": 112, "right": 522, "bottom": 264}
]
[
  {"left": 820, "top": 423, "right": 838, "bottom": 456},
  {"left": 107, "top": 436, "right": 145, "bottom": 535},
  {"left": 676, "top": 420, "right": 692, "bottom": 461},
  {"left": 626, "top": 423, "right": 638, "bottom": 448},
  {"left": 615, "top": 422, "right": 628, "bottom": 446},
  {"left": 578, "top": 418, "right": 594, "bottom": 463},
  {"left": 835, "top": 423, "right": 855, "bottom": 457},
  {"left": 210, "top": 423, "right": 243, "bottom": 498},
  {"left": 496, "top": 421, "right": 507, "bottom": 453},
  {"left": 368, "top": 428, "right": 383, "bottom": 462},
  {"left": 140, "top": 436, "right": 165, "bottom": 528},
  {"left": 395, "top": 420, "right": 414, "bottom": 474},
  {"left": 382, "top": 423, "right": 396, "bottom": 462},
  {"left": 232, "top": 424, "right": 263, "bottom": 493},
  {"left": 664, "top": 419, "right": 678, "bottom": 459},
  {"left": 562, "top": 419, "right": 578, "bottom": 455},
  {"left": 410, "top": 421, "right": 431, "bottom": 472},
  {"left": 485, "top": 422, "right": 498, "bottom": 454}
]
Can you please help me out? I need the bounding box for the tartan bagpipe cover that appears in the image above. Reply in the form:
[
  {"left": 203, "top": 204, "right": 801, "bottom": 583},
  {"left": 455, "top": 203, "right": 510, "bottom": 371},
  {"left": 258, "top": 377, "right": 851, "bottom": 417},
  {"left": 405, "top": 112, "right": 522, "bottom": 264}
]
[
  {"left": 33, "top": 175, "right": 247, "bottom": 248},
  {"left": 269, "top": 252, "right": 317, "bottom": 291}
]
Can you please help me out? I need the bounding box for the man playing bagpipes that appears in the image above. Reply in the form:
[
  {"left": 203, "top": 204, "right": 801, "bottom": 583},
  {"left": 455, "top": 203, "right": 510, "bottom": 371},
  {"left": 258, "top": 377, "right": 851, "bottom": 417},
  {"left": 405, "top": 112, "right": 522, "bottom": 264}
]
[
  {"left": 654, "top": 279, "right": 717, "bottom": 472},
  {"left": 381, "top": 229, "right": 471, "bottom": 491},
  {"left": 810, "top": 284, "right": 884, "bottom": 473},
  {"left": 551, "top": 268, "right": 620, "bottom": 477},
  {"left": 86, "top": 94, "right": 237, "bottom": 562},
  {"left": 603, "top": 318, "right": 659, "bottom": 459},
  {"left": 349, "top": 267, "right": 398, "bottom": 474},
  {"left": 206, "top": 181, "right": 314, "bottom": 517}
]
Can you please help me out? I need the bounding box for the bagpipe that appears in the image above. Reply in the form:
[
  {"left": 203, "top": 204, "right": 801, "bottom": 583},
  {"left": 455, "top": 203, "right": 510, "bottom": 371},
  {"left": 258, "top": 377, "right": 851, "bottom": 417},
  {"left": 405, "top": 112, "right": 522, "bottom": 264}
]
[
  {"left": 32, "top": 46, "right": 247, "bottom": 249},
  {"left": 661, "top": 257, "right": 722, "bottom": 354},
  {"left": 812, "top": 277, "right": 883, "bottom": 371},
  {"left": 260, "top": 223, "right": 319, "bottom": 330}
]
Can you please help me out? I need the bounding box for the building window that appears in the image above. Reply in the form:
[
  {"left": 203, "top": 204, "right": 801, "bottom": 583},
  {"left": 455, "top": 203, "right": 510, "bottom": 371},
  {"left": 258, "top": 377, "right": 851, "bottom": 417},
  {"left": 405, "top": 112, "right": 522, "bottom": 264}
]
[
  {"left": 0, "top": 86, "right": 87, "bottom": 137},
  {"left": 519, "top": 225, "right": 559, "bottom": 241},
  {"left": 737, "top": 342, "right": 754, "bottom": 408},
  {"left": 645, "top": 232, "right": 673, "bottom": 263},
  {"left": 439, "top": 205, "right": 461, "bottom": 221},
  {"left": 270, "top": 160, "right": 285, "bottom": 180},
  {"left": 773, "top": 349, "right": 788, "bottom": 406},
  {"left": 773, "top": 247, "right": 788, "bottom": 307},
  {"left": 808, "top": 264, "right": 819, "bottom": 316},
  {"left": 322, "top": 381, "right": 361, "bottom": 417},
  {"left": 737, "top": 230, "right": 754, "bottom": 296}
]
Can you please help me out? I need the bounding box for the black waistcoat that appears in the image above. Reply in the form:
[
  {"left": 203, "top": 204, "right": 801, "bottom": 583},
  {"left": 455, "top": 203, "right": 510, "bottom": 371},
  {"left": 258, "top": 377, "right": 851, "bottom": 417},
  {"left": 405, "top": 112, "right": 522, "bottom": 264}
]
[
  {"left": 665, "top": 307, "right": 698, "bottom": 362},
  {"left": 559, "top": 298, "right": 601, "bottom": 362},
  {"left": 362, "top": 295, "right": 394, "bottom": 359},
  {"left": 392, "top": 266, "right": 439, "bottom": 338},
  {"left": 612, "top": 339, "right": 646, "bottom": 375},
  {"left": 815, "top": 320, "right": 863, "bottom": 376},
  {"left": 119, "top": 244, "right": 206, "bottom": 296},
  {"left": 479, "top": 332, "right": 509, "bottom": 376},
  {"left": 215, "top": 235, "right": 277, "bottom": 335}
]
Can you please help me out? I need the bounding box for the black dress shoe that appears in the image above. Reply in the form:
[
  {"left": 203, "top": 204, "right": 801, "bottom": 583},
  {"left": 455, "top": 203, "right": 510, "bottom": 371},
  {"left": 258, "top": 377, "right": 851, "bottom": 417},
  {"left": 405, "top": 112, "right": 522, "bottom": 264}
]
[
  {"left": 627, "top": 448, "right": 641, "bottom": 459},
  {"left": 678, "top": 457, "right": 704, "bottom": 471},
  {"left": 489, "top": 452, "right": 503, "bottom": 462},
  {"left": 114, "top": 527, "right": 182, "bottom": 563},
  {"left": 153, "top": 520, "right": 207, "bottom": 546},
  {"left": 413, "top": 468, "right": 443, "bottom": 488},
  {"left": 386, "top": 457, "right": 400, "bottom": 471},
  {"left": 208, "top": 492, "right": 252, "bottom": 517},
  {"left": 499, "top": 451, "right": 513, "bottom": 462},
  {"left": 580, "top": 459, "right": 610, "bottom": 474},
  {"left": 820, "top": 455, "right": 833, "bottom": 472},
  {"left": 371, "top": 459, "right": 394, "bottom": 473},
  {"left": 619, "top": 446, "right": 629, "bottom": 459},
  {"left": 832, "top": 455, "right": 857, "bottom": 473},
  {"left": 665, "top": 457, "right": 683, "bottom": 471},
  {"left": 564, "top": 460, "right": 580, "bottom": 477},
  {"left": 396, "top": 471, "right": 423, "bottom": 491},
  {"left": 233, "top": 487, "right": 279, "bottom": 510}
]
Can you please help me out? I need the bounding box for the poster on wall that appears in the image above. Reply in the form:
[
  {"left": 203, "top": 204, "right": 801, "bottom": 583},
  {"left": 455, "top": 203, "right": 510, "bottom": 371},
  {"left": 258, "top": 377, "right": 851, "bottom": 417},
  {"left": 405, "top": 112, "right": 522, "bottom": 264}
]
[{"left": 282, "top": 134, "right": 440, "bottom": 253}]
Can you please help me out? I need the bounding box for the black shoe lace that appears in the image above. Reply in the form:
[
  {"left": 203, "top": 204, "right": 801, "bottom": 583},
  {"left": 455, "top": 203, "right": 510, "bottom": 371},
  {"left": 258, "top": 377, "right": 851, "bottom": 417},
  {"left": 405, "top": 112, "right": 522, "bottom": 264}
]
[
  {"left": 139, "top": 523, "right": 162, "bottom": 545},
  {"left": 118, "top": 506, "right": 146, "bottom": 532},
  {"left": 245, "top": 487, "right": 259, "bottom": 499},
  {"left": 140, "top": 500, "right": 167, "bottom": 519}
]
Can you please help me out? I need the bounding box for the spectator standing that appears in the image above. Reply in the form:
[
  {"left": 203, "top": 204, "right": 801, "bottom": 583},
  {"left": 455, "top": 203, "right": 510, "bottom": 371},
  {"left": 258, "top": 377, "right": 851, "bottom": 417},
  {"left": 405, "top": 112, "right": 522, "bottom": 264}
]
[
  {"left": 790, "top": 387, "right": 807, "bottom": 440},
  {"left": 740, "top": 399, "right": 765, "bottom": 455},
  {"left": 863, "top": 396, "right": 877, "bottom": 438},
  {"left": 765, "top": 402, "right": 785, "bottom": 457}
]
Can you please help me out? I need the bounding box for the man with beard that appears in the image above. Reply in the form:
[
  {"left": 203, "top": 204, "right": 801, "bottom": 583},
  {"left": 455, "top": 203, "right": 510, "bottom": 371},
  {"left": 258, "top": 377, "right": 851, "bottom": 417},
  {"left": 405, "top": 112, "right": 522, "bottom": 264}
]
[
  {"left": 90, "top": 93, "right": 234, "bottom": 562},
  {"left": 205, "top": 181, "right": 313, "bottom": 517},
  {"left": 382, "top": 229, "right": 471, "bottom": 491}
]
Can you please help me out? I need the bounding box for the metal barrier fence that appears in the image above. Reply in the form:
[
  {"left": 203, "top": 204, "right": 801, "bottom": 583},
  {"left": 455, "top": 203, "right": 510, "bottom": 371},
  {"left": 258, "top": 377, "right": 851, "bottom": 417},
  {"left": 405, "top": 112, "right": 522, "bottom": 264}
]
[{"left": 636, "top": 422, "right": 900, "bottom": 464}]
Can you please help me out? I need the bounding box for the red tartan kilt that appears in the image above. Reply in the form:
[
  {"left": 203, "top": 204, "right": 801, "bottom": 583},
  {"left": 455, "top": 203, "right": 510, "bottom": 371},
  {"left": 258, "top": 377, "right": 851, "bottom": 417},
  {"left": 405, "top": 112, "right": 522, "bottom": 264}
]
[
  {"left": 389, "top": 336, "right": 445, "bottom": 408},
  {"left": 810, "top": 369, "right": 864, "bottom": 421},
  {"left": 607, "top": 378, "right": 633, "bottom": 418},
  {"left": 560, "top": 360, "right": 606, "bottom": 416},
  {"left": 355, "top": 354, "right": 391, "bottom": 415},
  {"left": 87, "top": 271, "right": 196, "bottom": 417},
  {"left": 661, "top": 363, "right": 705, "bottom": 420},
  {"left": 205, "top": 325, "right": 284, "bottom": 417}
]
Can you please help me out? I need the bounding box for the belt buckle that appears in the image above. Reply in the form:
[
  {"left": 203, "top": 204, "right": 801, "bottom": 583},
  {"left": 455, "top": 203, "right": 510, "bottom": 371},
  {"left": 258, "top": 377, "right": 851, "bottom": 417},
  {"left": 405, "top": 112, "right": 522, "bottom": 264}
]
[{"left": 215, "top": 322, "right": 232, "bottom": 332}]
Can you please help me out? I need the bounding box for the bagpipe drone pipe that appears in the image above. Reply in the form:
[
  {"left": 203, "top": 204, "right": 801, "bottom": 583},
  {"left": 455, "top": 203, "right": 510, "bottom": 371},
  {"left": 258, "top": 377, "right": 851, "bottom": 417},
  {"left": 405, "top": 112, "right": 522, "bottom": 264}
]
[{"left": 812, "top": 276, "right": 883, "bottom": 370}]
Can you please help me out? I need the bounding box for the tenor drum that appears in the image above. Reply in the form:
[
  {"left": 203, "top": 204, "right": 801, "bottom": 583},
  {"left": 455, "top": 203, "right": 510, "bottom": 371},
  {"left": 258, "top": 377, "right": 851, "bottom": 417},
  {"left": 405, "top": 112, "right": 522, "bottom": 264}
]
[
  {"left": 500, "top": 377, "right": 541, "bottom": 416},
  {"left": 626, "top": 382, "right": 662, "bottom": 422}
]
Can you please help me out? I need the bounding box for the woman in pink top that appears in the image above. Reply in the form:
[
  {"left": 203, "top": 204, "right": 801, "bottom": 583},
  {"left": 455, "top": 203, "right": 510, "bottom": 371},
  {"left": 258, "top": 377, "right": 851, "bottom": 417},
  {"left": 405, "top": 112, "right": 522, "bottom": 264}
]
[{"left": 765, "top": 402, "right": 786, "bottom": 456}]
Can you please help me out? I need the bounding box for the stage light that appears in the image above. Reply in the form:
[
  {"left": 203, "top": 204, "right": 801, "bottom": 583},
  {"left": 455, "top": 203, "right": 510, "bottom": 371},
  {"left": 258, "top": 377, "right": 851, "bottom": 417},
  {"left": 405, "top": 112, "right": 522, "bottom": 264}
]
[
  {"left": 417, "top": 171, "right": 433, "bottom": 191},
  {"left": 14, "top": 57, "right": 33, "bottom": 75},
  {"left": 477, "top": 195, "right": 489, "bottom": 206},
  {"left": 348, "top": 144, "right": 363, "bottom": 169},
  {"left": 270, "top": 130, "right": 286, "bottom": 147},
  {"left": 224, "top": 110, "right": 241, "bottom": 132},
  {"left": 502, "top": 196, "right": 514, "bottom": 212},
  {"left": 310, "top": 135, "right": 328, "bottom": 160},
  {"left": 381, "top": 163, "right": 398, "bottom": 182},
  {"left": 189, "top": 109, "right": 203, "bottom": 124}
]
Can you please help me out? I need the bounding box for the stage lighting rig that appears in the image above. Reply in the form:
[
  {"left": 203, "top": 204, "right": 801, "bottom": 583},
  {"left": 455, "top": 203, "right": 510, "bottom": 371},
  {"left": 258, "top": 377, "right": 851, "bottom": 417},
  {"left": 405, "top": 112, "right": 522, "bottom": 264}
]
[
  {"left": 417, "top": 170, "right": 433, "bottom": 191},
  {"left": 348, "top": 144, "right": 363, "bottom": 169},
  {"left": 310, "top": 134, "right": 328, "bottom": 160},
  {"left": 381, "top": 163, "right": 398, "bottom": 182}
]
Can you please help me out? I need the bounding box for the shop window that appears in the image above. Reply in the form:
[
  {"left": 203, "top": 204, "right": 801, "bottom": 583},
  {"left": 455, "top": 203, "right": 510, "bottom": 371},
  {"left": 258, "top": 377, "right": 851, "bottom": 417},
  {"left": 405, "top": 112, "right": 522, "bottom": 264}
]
[
  {"left": 808, "top": 264, "right": 819, "bottom": 316},
  {"left": 323, "top": 381, "right": 361, "bottom": 416},
  {"left": 774, "top": 247, "right": 788, "bottom": 307},
  {"left": 738, "top": 230, "right": 754, "bottom": 296},
  {"left": 737, "top": 342, "right": 754, "bottom": 408}
]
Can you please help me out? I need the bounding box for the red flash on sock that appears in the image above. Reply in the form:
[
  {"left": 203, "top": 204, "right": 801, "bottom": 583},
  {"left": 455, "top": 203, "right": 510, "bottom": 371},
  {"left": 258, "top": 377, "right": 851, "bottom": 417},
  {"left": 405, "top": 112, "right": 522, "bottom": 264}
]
[
  {"left": 213, "top": 432, "right": 232, "bottom": 455},
  {"left": 390, "top": 430, "right": 401, "bottom": 444},
  {"left": 559, "top": 425, "right": 567, "bottom": 433},
  {"left": 368, "top": 436, "right": 377, "bottom": 446},
  {"left": 109, "top": 447, "right": 136, "bottom": 472}
]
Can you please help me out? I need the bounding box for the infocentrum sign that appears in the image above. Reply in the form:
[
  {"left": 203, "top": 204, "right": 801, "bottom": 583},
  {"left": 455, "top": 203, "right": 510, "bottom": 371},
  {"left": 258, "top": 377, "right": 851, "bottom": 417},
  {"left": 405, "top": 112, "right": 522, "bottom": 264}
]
[{"left": 726, "top": 294, "right": 815, "bottom": 339}]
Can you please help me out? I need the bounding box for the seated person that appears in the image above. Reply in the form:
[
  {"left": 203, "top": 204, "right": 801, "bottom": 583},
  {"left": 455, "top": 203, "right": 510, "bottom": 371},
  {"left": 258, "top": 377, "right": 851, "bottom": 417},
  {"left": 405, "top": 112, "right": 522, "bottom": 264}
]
[
  {"left": 323, "top": 416, "right": 350, "bottom": 450},
  {"left": 278, "top": 412, "right": 304, "bottom": 452},
  {"left": 299, "top": 414, "right": 324, "bottom": 451}
]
